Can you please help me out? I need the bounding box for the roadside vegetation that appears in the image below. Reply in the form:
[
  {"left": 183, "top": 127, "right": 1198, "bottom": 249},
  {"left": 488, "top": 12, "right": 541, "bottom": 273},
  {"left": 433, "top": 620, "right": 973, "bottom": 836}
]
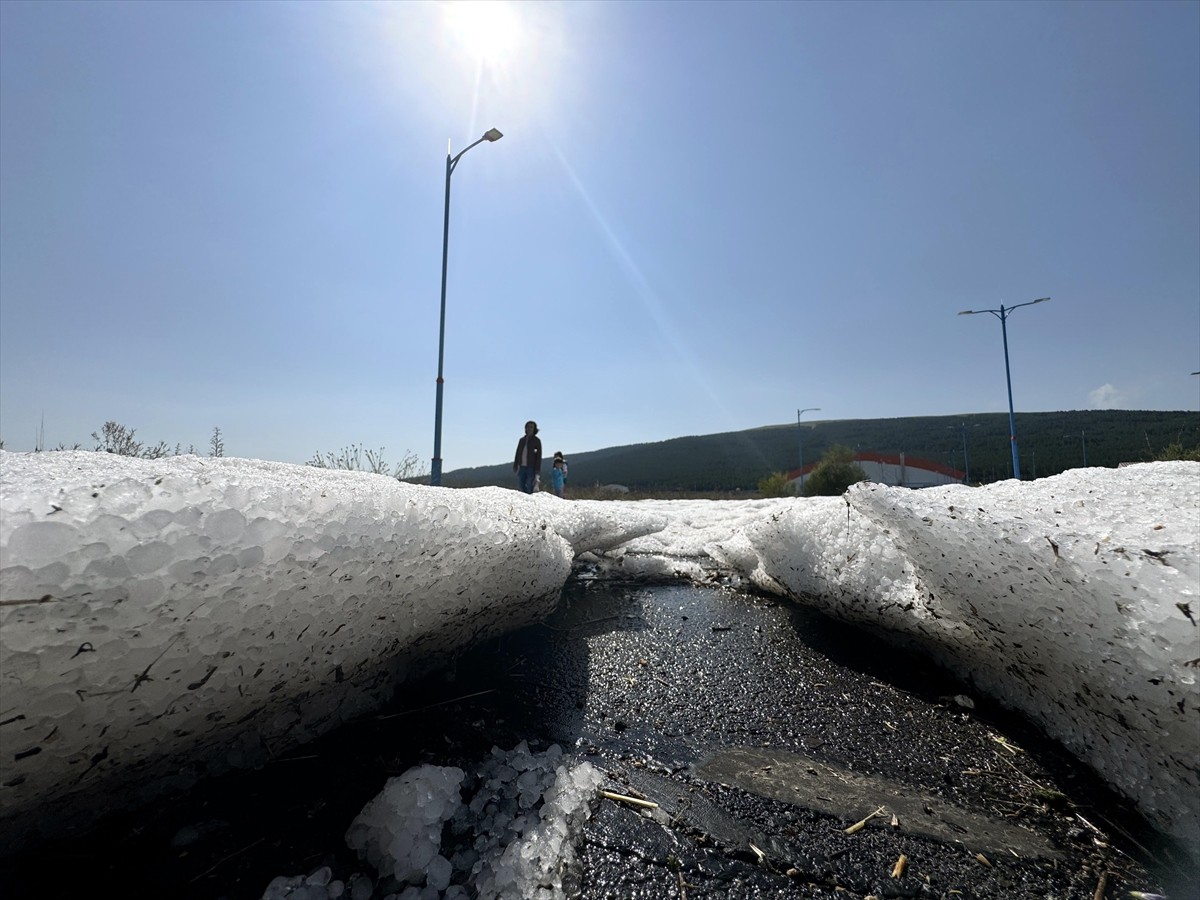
[
  {"left": 446, "top": 409, "right": 1200, "bottom": 491},
  {"left": 798, "top": 444, "right": 869, "bottom": 496},
  {"left": 87, "top": 420, "right": 206, "bottom": 458},
  {"left": 754, "top": 445, "right": 868, "bottom": 498},
  {"left": 1155, "top": 442, "right": 1200, "bottom": 462},
  {"left": 3, "top": 410, "right": 1195, "bottom": 493},
  {"left": 1, "top": 421, "right": 428, "bottom": 483},
  {"left": 307, "top": 444, "right": 426, "bottom": 481}
]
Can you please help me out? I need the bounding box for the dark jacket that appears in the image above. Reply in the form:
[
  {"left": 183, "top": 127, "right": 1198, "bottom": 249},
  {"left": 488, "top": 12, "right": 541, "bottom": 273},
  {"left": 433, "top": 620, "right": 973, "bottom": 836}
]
[{"left": 514, "top": 435, "right": 543, "bottom": 473}]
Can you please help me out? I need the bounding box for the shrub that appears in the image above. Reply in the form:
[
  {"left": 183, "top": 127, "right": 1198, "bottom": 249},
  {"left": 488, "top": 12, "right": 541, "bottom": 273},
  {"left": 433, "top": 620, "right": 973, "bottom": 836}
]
[
  {"left": 307, "top": 444, "right": 426, "bottom": 481},
  {"left": 91, "top": 421, "right": 190, "bottom": 458},
  {"left": 1154, "top": 442, "right": 1200, "bottom": 462},
  {"left": 801, "top": 444, "right": 867, "bottom": 497},
  {"left": 757, "top": 471, "right": 794, "bottom": 498}
]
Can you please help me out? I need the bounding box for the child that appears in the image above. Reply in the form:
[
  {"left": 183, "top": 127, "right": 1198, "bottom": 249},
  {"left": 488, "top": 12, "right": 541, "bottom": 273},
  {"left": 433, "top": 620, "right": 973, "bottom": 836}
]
[
  {"left": 550, "top": 457, "right": 565, "bottom": 498},
  {"left": 551, "top": 452, "right": 568, "bottom": 498}
]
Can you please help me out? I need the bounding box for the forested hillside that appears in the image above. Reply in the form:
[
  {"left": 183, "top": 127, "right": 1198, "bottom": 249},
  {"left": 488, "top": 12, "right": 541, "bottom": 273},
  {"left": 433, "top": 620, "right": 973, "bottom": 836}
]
[{"left": 443, "top": 410, "right": 1199, "bottom": 492}]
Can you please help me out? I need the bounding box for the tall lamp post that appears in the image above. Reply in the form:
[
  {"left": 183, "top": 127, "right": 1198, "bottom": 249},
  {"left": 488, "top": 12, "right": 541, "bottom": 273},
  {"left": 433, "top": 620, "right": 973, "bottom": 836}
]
[
  {"left": 1062, "top": 430, "right": 1087, "bottom": 468},
  {"left": 430, "top": 127, "right": 503, "bottom": 486},
  {"left": 947, "top": 421, "right": 980, "bottom": 484},
  {"left": 958, "top": 297, "right": 1049, "bottom": 480},
  {"left": 797, "top": 407, "right": 821, "bottom": 490},
  {"left": 958, "top": 422, "right": 970, "bottom": 484}
]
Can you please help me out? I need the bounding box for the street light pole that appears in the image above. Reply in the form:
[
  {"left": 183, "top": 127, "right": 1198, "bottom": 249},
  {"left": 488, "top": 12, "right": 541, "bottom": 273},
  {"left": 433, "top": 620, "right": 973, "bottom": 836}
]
[
  {"left": 960, "top": 422, "right": 970, "bottom": 484},
  {"left": 430, "top": 127, "right": 503, "bottom": 486},
  {"left": 797, "top": 407, "right": 820, "bottom": 490},
  {"left": 1064, "top": 430, "right": 1087, "bottom": 468},
  {"left": 948, "top": 421, "right": 980, "bottom": 484},
  {"left": 958, "top": 297, "right": 1050, "bottom": 480}
]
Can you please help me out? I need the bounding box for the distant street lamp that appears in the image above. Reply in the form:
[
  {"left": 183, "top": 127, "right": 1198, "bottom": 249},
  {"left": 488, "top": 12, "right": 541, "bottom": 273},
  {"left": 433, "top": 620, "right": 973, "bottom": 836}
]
[
  {"left": 797, "top": 407, "right": 821, "bottom": 490},
  {"left": 958, "top": 297, "right": 1050, "bottom": 480},
  {"left": 430, "top": 127, "right": 504, "bottom": 487},
  {"left": 949, "top": 422, "right": 976, "bottom": 484}
]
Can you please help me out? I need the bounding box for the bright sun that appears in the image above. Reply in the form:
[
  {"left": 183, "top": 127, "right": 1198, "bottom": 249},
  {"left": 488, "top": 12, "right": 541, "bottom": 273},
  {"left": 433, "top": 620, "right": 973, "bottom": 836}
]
[{"left": 445, "top": 0, "right": 522, "bottom": 67}]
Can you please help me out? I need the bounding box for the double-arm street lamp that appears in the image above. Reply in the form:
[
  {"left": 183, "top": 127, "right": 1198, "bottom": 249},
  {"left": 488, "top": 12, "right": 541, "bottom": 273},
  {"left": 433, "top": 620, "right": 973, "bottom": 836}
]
[
  {"left": 797, "top": 407, "right": 821, "bottom": 489},
  {"left": 958, "top": 297, "right": 1050, "bottom": 481},
  {"left": 430, "top": 127, "right": 503, "bottom": 486}
]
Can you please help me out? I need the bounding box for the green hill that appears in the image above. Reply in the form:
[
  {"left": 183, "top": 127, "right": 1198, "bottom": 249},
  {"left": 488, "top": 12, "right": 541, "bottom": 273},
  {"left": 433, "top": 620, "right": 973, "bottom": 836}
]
[{"left": 441, "top": 410, "right": 1200, "bottom": 492}]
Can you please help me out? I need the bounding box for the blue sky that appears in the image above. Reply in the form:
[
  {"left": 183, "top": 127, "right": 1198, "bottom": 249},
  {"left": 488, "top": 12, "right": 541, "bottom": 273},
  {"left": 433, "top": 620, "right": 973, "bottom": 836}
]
[{"left": 2, "top": 0, "right": 1197, "bottom": 471}]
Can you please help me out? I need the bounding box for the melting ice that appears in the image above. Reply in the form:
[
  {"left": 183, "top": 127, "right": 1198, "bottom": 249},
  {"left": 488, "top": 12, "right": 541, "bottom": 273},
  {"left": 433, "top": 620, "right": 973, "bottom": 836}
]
[{"left": 0, "top": 450, "right": 1196, "bottom": 896}]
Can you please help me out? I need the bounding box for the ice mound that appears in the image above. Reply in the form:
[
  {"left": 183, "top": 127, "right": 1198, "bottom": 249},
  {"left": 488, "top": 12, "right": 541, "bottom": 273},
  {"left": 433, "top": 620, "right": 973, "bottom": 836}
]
[
  {"left": 270, "top": 743, "right": 603, "bottom": 900},
  {"left": 0, "top": 451, "right": 643, "bottom": 848},
  {"left": 594, "top": 497, "right": 798, "bottom": 581},
  {"left": 457, "top": 742, "right": 605, "bottom": 900},
  {"left": 838, "top": 464, "right": 1198, "bottom": 851},
  {"left": 345, "top": 764, "right": 467, "bottom": 887},
  {"left": 697, "top": 463, "right": 1199, "bottom": 851},
  {"left": 4, "top": 447, "right": 1196, "bottom": 863},
  {"left": 524, "top": 492, "right": 668, "bottom": 556},
  {"left": 261, "top": 865, "right": 372, "bottom": 900}
]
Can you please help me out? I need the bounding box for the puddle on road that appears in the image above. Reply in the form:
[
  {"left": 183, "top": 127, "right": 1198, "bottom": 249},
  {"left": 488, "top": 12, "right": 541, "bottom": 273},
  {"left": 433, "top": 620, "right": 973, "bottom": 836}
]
[{"left": 694, "top": 745, "right": 1059, "bottom": 859}]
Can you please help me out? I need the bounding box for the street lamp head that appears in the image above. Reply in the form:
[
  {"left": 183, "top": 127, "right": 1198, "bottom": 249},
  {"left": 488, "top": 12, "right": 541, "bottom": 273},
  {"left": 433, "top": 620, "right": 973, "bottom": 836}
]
[
  {"left": 1032, "top": 296, "right": 1050, "bottom": 304},
  {"left": 957, "top": 309, "right": 980, "bottom": 316},
  {"left": 483, "top": 128, "right": 503, "bottom": 142}
]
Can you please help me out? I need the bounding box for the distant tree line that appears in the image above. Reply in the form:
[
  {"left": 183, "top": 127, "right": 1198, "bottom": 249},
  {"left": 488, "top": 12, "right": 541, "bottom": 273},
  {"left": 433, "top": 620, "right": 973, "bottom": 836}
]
[
  {"left": 4, "top": 411, "right": 1193, "bottom": 493},
  {"left": 444, "top": 410, "right": 1200, "bottom": 492}
]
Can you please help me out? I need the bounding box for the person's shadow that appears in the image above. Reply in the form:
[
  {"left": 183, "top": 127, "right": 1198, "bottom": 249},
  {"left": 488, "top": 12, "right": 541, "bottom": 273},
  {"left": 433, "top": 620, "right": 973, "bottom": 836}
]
[{"left": 414, "top": 572, "right": 651, "bottom": 759}]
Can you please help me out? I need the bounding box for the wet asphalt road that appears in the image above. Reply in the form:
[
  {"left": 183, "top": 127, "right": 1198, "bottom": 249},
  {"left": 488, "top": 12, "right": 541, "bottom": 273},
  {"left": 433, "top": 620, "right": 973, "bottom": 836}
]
[
  {"left": 481, "top": 573, "right": 1189, "bottom": 899},
  {"left": 3, "top": 571, "right": 1194, "bottom": 899}
]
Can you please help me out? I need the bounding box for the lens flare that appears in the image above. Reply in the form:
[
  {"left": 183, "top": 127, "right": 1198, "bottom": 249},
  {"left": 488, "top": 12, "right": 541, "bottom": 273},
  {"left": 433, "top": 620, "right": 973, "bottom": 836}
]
[{"left": 445, "top": 0, "right": 522, "bottom": 67}]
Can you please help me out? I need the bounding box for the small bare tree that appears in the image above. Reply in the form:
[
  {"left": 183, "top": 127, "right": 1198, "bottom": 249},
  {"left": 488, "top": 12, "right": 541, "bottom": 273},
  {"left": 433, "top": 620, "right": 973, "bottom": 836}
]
[
  {"left": 90, "top": 421, "right": 192, "bottom": 458},
  {"left": 93, "top": 421, "right": 144, "bottom": 456},
  {"left": 393, "top": 450, "right": 425, "bottom": 480},
  {"left": 308, "top": 444, "right": 427, "bottom": 481},
  {"left": 141, "top": 440, "right": 171, "bottom": 459},
  {"left": 308, "top": 444, "right": 371, "bottom": 471},
  {"left": 209, "top": 427, "right": 224, "bottom": 458}
]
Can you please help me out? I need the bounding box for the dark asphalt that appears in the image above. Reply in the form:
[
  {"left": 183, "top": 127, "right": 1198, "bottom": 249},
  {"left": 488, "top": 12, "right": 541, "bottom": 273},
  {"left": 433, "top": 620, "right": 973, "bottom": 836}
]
[{"left": 3, "top": 570, "right": 1194, "bottom": 899}]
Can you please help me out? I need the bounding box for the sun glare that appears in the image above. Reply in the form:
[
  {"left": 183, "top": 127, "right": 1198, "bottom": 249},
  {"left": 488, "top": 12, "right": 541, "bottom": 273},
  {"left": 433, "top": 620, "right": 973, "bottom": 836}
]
[{"left": 445, "top": 0, "right": 522, "bottom": 67}]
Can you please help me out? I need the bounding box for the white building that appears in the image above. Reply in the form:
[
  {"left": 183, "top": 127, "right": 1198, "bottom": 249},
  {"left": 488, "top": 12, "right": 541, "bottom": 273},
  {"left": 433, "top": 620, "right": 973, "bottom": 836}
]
[{"left": 788, "top": 451, "right": 965, "bottom": 490}]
